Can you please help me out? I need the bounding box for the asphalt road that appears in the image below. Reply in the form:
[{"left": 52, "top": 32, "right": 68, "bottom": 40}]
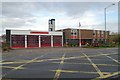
[{"left": 1, "top": 47, "right": 119, "bottom": 80}]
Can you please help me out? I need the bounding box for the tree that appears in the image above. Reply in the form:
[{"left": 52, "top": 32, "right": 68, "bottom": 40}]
[{"left": 109, "top": 33, "right": 120, "bottom": 44}]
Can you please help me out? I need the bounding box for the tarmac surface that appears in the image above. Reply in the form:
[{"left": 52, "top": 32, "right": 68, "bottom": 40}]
[{"left": 1, "top": 47, "right": 119, "bottom": 80}]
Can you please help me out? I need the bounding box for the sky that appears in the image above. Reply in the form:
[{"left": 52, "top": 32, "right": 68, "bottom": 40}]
[{"left": 1, "top": 0, "right": 119, "bottom": 35}]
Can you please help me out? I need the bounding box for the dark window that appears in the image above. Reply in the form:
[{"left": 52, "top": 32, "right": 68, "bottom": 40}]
[
  {"left": 49, "top": 28, "right": 53, "bottom": 31},
  {"left": 51, "top": 28, "right": 53, "bottom": 31},
  {"left": 74, "top": 33, "right": 77, "bottom": 35}
]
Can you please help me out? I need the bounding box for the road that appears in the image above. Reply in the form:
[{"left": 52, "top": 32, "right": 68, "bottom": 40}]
[{"left": 1, "top": 47, "right": 119, "bottom": 80}]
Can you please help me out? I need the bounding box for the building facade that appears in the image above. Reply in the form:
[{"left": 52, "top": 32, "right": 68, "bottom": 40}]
[
  {"left": 6, "top": 18, "right": 110, "bottom": 48},
  {"left": 6, "top": 30, "right": 63, "bottom": 48},
  {"left": 6, "top": 28, "right": 110, "bottom": 48},
  {"left": 59, "top": 28, "right": 110, "bottom": 46}
]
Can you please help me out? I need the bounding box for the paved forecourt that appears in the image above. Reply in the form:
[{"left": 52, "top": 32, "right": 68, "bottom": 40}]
[{"left": 1, "top": 47, "right": 119, "bottom": 80}]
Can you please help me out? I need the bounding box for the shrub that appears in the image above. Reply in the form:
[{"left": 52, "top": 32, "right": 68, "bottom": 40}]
[
  {"left": 70, "top": 43, "right": 77, "bottom": 47},
  {"left": 2, "top": 43, "right": 10, "bottom": 52}
]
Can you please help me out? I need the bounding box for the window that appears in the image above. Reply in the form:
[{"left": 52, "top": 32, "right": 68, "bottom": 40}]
[
  {"left": 74, "top": 33, "right": 76, "bottom": 35},
  {"left": 71, "top": 29, "right": 77, "bottom": 36},
  {"left": 49, "top": 28, "right": 53, "bottom": 31},
  {"left": 71, "top": 32, "right": 73, "bottom": 35}
]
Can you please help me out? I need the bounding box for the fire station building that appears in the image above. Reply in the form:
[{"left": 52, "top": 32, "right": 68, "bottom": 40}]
[
  {"left": 6, "top": 19, "right": 110, "bottom": 48},
  {"left": 6, "top": 19, "right": 63, "bottom": 48},
  {"left": 59, "top": 28, "right": 110, "bottom": 46},
  {"left": 6, "top": 30, "right": 63, "bottom": 48}
]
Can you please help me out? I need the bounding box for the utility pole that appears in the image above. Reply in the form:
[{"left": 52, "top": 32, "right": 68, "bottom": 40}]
[
  {"left": 79, "top": 22, "right": 81, "bottom": 47},
  {"left": 104, "top": 4, "right": 115, "bottom": 46}
]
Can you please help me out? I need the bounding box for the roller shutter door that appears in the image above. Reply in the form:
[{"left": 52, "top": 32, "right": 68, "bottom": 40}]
[
  {"left": 53, "top": 36, "right": 62, "bottom": 47},
  {"left": 41, "top": 36, "right": 51, "bottom": 47},
  {"left": 27, "top": 35, "right": 39, "bottom": 48},
  {"left": 11, "top": 35, "right": 25, "bottom": 48}
]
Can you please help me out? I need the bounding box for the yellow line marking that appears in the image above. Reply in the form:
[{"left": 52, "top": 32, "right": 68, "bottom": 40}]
[
  {"left": 96, "top": 64, "right": 119, "bottom": 66},
  {"left": 1, "top": 53, "right": 118, "bottom": 65},
  {"left": 87, "top": 53, "right": 117, "bottom": 58},
  {"left": 51, "top": 70, "right": 110, "bottom": 75},
  {"left": 92, "top": 71, "right": 120, "bottom": 79},
  {"left": 10, "top": 53, "right": 120, "bottom": 62},
  {"left": 1, "top": 62, "right": 25, "bottom": 65},
  {"left": 82, "top": 53, "right": 104, "bottom": 77},
  {"left": 2, "top": 51, "right": 118, "bottom": 78},
  {"left": 103, "top": 55, "right": 120, "bottom": 64},
  {"left": 1, "top": 58, "right": 61, "bottom": 65},
  {"left": 13, "top": 57, "right": 40, "bottom": 70},
  {"left": 98, "top": 71, "right": 120, "bottom": 78},
  {"left": 52, "top": 62, "right": 119, "bottom": 66},
  {"left": 2, "top": 55, "right": 43, "bottom": 77},
  {"left": 0, "top": 66, "right": 25, "bottom": 69},
  {"left": 97, "top": 52, "right": 119, "bottom": 64},
  {"left": 79, "top": 58, "right": 116, "bottom": 61},
  {"left": 53, "top": 53, "right": 65, "bottom": 80}
]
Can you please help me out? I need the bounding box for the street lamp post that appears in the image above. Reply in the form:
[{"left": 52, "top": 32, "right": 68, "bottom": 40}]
[
  {"left": 79, "top": 22, "right": 81, "bottom": 47},
  {"left": 104, "top": 3, "right": 115, "bottom": 45}
]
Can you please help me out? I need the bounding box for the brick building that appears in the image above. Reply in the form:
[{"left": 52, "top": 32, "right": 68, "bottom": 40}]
[{"left": 58, "top": 28, "right": 110, "bottom": 46}]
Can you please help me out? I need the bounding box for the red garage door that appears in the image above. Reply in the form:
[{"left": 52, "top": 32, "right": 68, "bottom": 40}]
[
  {"left": 27, "top": 35, "right": 39, "bottom": 48},
  {"left": 41, "top": 36, "right": 51, "bottom": 47},
  {"left": 11, "top": 35, "right": 25, "bottom": 48},
  {"left": 53, "top": 36, "right": 62, "bottom": 47}
]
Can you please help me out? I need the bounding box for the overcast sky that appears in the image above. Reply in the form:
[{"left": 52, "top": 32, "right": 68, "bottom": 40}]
[{"left": 1, "top": 0, "right": 119, "bottom": 35}]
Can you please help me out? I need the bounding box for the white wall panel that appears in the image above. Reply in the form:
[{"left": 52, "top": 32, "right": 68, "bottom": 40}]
[
  {"left": 11, "top": 30, "right": 30, "bottom": 35},
  {"left": 11, "top": 30, "right": 63, "bottom": 36},
  {"left": 49, "top": 32, "right": 62, "bottom": 35}
]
